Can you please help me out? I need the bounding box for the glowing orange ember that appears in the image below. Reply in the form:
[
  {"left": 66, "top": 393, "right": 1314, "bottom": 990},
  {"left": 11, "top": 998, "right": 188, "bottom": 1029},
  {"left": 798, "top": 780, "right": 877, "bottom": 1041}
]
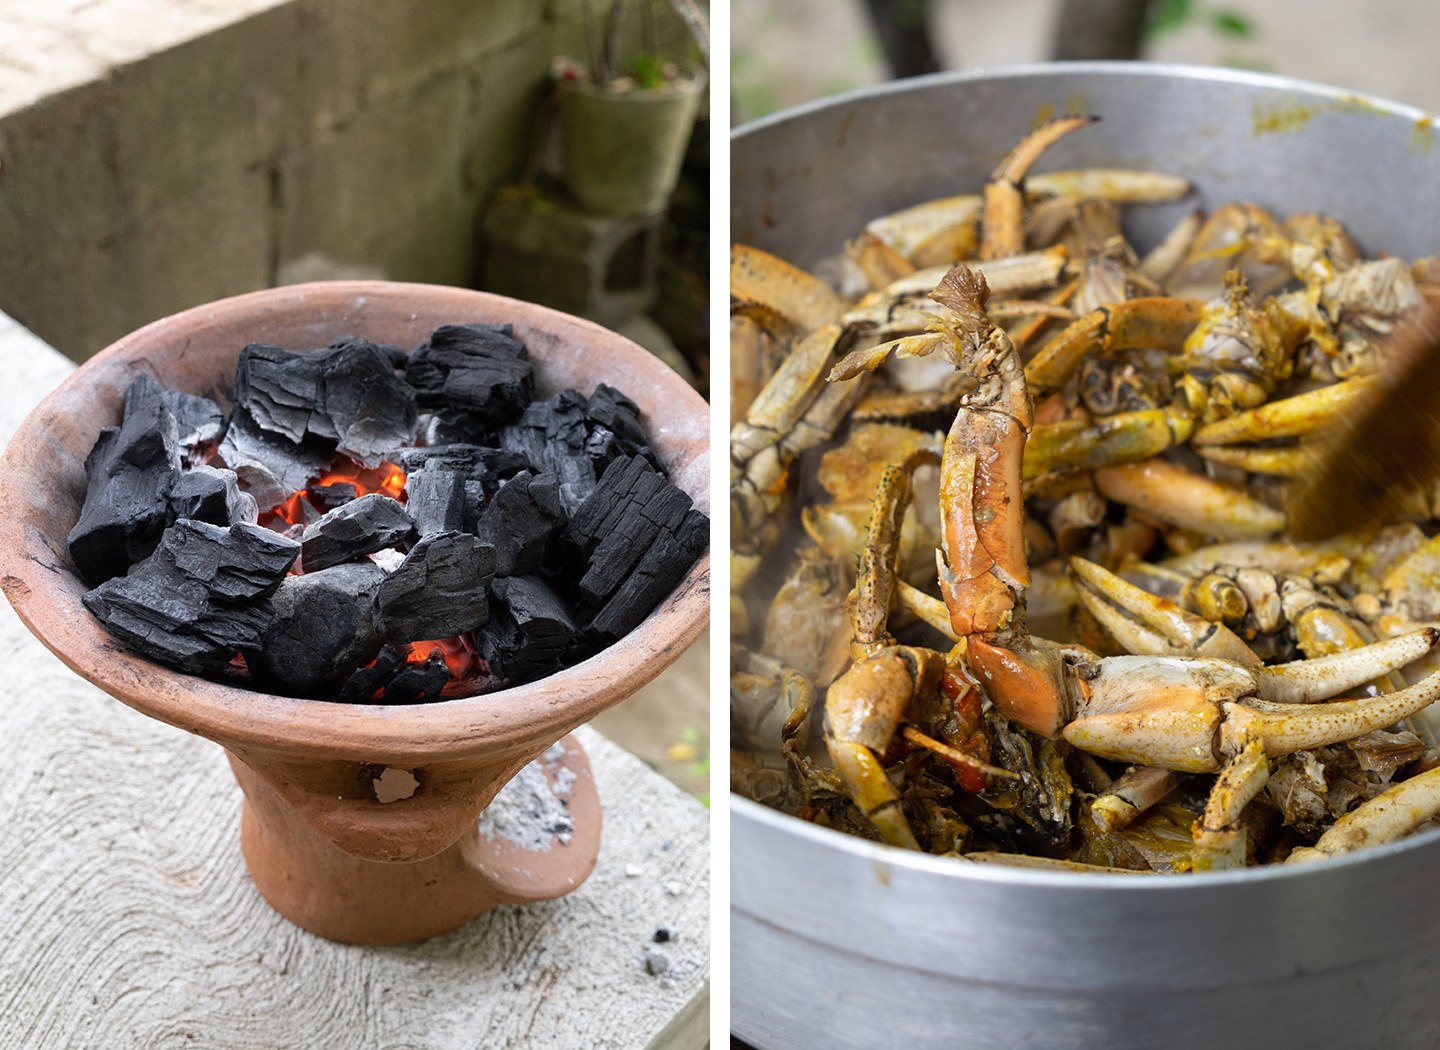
[
  {"left": 264, "top": 460, "right": 408, "bottom": 528},
  {"left": 406, "top": 636, "right": 476, "bottom": 680}
]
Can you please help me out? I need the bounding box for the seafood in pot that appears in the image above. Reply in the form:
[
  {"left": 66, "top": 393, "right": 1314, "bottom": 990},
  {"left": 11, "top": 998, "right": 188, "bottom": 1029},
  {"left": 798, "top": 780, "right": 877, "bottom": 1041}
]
[{"left": 731, "top": 115, "right": 1440, "bottom": 872}]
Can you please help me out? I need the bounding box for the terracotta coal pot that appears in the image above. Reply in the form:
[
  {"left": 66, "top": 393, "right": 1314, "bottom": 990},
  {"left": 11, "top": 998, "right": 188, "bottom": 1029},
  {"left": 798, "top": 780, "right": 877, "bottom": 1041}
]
[{"left": 0, "top": 281, "right": 709, "bottom": 945}]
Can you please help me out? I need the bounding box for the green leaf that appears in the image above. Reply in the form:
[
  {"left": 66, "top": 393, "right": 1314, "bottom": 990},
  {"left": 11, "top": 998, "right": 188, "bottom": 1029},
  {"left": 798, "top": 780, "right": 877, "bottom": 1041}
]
[
  {"left": 1211, "top": 9, "right": 1257, "bottom": 38},
  {"left": 699, "top": 792, "right": 710, "bottom": 808},
  {"left": 629, "top": 52, "right": 666, "bottom": 90},
  {"left": 1145, "top": 0, "right": 1194, "bottom": 36}
]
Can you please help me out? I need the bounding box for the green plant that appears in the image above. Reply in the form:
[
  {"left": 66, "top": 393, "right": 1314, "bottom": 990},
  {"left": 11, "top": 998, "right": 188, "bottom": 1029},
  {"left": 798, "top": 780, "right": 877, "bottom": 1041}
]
[
  {"left": 1144, "top": 0, "right": 1258, "bottom": 42},
  {"left": 629, "top": 52, "right": 668, "bottom": 90}
]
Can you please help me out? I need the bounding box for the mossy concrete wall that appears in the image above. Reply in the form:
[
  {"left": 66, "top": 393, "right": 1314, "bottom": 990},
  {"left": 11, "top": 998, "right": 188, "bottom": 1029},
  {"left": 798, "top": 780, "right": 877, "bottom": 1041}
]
[{"left": 0, "top": 0, "right": 603, "bottom": 361}]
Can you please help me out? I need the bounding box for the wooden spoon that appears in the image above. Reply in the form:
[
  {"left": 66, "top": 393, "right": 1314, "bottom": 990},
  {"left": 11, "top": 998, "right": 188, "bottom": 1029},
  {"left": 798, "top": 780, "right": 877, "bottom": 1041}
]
[{"left": 1287, "top": 295, "right": 1440, "bottom": 540}]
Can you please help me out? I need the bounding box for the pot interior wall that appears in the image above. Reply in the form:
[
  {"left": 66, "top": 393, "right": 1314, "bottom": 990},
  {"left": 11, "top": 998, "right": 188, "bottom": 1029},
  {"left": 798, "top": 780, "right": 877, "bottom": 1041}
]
[{"left": 732, "top": 63, "right": 1440, "bottom": 269}]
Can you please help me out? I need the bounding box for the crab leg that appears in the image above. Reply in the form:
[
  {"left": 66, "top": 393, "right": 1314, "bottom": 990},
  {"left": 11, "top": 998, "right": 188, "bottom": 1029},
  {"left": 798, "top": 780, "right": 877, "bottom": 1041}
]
[
  {"left": 1027, "top": 168, "right": 1192, "bottom": 204},
  {"left": 1286, "top": 765, "right": 1440, "bottom": 864},
  {"left": 1191, "top": 377, "right": 1376, "bottom": 446},
  {"left": 1009, "top": 278, "right": 1079, "bottom": 353},
  {"left": 1140, "top": 209, "right": 1205, "bottom": 285},
  {"left": 847, "top": 232, "right": 916, "bottom": 289},
  {"left": 855, "top": 453, "right": 941, "bottom": 646},
  {"left": 1191, "top": 738, "right": 1270, "bottom": 871},
  {"left": 896, "top": 580, "right": 959, "bottom": 640},
  {"left": 910, "top": 220, "right": 982, "bottom": 268},
  {"left": 731, "top": 244, "right": 845, "bottom": 329},
  {"left": 961, "top": 852, "right": 1149, "bottom": 874},
  {"left": 1025, "top": 297, "right": 1204, "bottom": 393},
  {"left": 866, "top": 194, "right": 982, "bottom": 259},
  {"left": 981, "top": 115, "right": 1099, "bottom": 260},
  {"left": 1092, "top": 766, "right": 1186, "bottom": 833},
  {"left": 1095, "top": 460, "right": 1286, "bottom": 540},
  {"left": 1024, "top": 406, "right": 1195, "bottom": 479},
  {"left": 845, "top": 247, "right": 1071, "bottom": 317},
  {"left": 1195, "top": 445, "right": 1312, "bottom": 477},
  {"left": 827, "top": 735, "right": 920, "bottom": 850},
  {"left": 732, "top": 323, "right": 843, "bottom": 473}
]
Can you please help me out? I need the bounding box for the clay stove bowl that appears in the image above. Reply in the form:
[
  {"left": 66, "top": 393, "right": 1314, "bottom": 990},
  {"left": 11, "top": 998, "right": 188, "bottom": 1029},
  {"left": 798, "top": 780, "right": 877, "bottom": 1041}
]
[{"left": 0, "top": 281, "right": 709, "bottom": 944}]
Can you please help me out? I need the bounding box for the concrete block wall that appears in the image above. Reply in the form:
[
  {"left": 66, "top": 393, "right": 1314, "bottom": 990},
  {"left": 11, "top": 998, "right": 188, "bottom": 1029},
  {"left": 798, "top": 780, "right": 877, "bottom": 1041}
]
[{"left": 0, "top": 0, "right": 589, "bottom": 361}]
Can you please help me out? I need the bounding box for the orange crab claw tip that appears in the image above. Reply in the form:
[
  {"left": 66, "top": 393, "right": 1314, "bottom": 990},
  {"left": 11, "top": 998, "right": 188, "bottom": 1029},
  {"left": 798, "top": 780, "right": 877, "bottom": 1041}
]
[{"left": 967, "top": 637, "right": 1069, "bottom": 739}]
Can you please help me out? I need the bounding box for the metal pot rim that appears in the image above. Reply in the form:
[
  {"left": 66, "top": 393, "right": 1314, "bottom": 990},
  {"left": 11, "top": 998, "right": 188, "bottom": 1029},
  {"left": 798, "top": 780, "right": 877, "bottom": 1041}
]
[
  {"left": 731, "top": 59, "right": 1438, "bottom": 139},
  {"left": 734, "top": 794, "right": 1440, "bottom": 892}
]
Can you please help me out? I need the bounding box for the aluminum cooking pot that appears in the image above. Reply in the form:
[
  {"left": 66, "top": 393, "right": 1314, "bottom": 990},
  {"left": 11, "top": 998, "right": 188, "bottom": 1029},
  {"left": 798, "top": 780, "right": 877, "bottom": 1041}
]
[{"left": 731, "top": 63, "right": 1440, "bottom": 1050}]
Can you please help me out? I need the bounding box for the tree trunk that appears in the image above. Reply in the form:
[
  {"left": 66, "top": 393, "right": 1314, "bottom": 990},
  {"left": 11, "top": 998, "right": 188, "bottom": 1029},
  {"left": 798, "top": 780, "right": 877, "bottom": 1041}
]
[
  {"left": 1052, "top": 0, "right": 1155, "bottom": 60},
  {"left": 862, "top": 0, "right": 942, "bottom": 79}
]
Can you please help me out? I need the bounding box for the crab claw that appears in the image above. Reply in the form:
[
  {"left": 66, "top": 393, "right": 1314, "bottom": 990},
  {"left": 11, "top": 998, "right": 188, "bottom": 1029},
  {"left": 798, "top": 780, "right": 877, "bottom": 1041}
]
[
  {"left": 1251, "top": 628, "right": 1439, "bottom": 703},
  {"left": 1222, "top": 668, "right": 1440, "bottom": 758},
  {"left": 1068, "top": 556, "right": 1260, "bottom": 666},
  {"left": 967, "top": 634, "right": 1075, "bottom": 738},
  {"left": 1062, "top": 631, "right": 1440, "bottom": 772}
]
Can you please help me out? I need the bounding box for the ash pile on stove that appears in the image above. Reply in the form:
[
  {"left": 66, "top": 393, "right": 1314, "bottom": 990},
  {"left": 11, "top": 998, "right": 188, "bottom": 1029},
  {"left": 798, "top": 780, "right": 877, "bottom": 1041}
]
[{"left": 70, "top": 323, "right": 707, "bottom": 703}]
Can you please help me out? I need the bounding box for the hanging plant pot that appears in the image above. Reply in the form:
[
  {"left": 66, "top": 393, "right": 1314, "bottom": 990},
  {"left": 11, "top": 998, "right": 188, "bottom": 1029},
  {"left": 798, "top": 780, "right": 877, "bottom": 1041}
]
[{"left": 558, "top": 74, "right": 706, "bottom": 218}]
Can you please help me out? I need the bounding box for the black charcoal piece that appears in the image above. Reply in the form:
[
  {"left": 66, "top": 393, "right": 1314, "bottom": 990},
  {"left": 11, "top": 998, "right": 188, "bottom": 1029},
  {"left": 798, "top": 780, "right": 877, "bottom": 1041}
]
[
  {"left": 393, "top": 444, "right": 530, "bottom": 488},
  {"left": 474, "top": 470, "right": 564, "bottom": 577},
  {"left": 318, "top": 340, "right": 419, "bottom": 464},
  {"left": 405, "top": 470, "right": 467, "bottom": 536},
  {"left": 499, "top": 391, "right": 597, "bottom": 513},
  {"left": 563, "top": 454, "right": 672, "bottom": 576},
  {"left": 338, "top": 644, "right": 404, "bottom": 703},
  {"left": 247, "top": 562, "right": 386, "bottom": 696},
  {"left": 479, "top": 575, "right": 577, "bottom": 683},
  {"left": 587, "top": 509, "right": 707, "bottom": 642},
  {"left": 300, "top": 493, "right": 416, "bottom": 572},
  {"left": 500, "top": 390, "right": 589, "bottom": 467},
  {"left": 375, "top": 532, "right": 495, "bottom": 643},
  {"left": 381, "top": 651, "right": 453, "bottom": 703},
  {"left": 308, "top": 481, "right": 359, "bottom": 511},
  {"left": 331, "top": 336, "right": 409, "bottom": 372},
  {"left": 165, "top": 520, "right": 300, "bottom": 602},
  {"left": 586, "top": 384, "right": 647, "bottom": 447},
  {"left": 217, "top": 406, "right": 331, "bottom": 511},
  {"left": 233, "top": 341, "right": 417, "bottom": 466},
  {"left": 338, "top": 645, "right": 451, "bottom": 704},
  {"left": 405, "top": 323, "right": 533, "bottom": 424},
  {"left": 168, "top": 466, "right": 258, "bottom": 527},
  {"left": 233, "top": 343, "right": 322, "bottom": 443},
  {"left": 68, "top": 375, "right": 182, "bottom": 585},
  {"left": 82, "top": 520, "right": 299, "bottom": 674},
  {"left": 153, "top": 380, "right": 226, "bottom": 461},
  {"left": 578, "top": 479, "right": 693, "bottom": 607}
]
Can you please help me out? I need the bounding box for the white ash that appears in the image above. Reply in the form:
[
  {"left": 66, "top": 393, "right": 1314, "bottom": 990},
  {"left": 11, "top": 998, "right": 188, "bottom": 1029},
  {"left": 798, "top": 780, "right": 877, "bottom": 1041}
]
[
  {"left": 368, "top": 548, "right": 407, "bottom": 572},
  {"left": 643, "top": 946, "right": 672, "bottom": 977},
  {"left": 478, "top": 750, "right": 574, "bottom": 850}
]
